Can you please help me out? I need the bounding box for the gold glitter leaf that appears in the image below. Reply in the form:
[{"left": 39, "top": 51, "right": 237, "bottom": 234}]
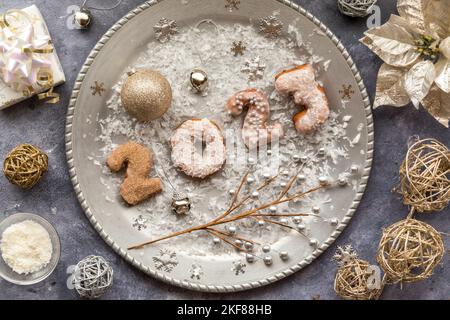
[
  {"left": 373, "top": 63, "right": 410, "bottom": 109},
  {"left": 404, "top": 60, "right": 435, "bottom": 108},
  {"left": 397, "top": 0, "right": 427, "bottom": 34},
  {"left": 422, "top": 85, "right": 450, "bottom": 127},
  {"left": 422, "top": 0, "right": 450, "bottom": 40},
  {"left": 360, "top": 15, "right": 420, "bottom": 67}
]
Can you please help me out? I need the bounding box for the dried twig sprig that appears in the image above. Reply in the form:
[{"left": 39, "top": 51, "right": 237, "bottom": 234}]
[
  {"left": 398, "top": 138, "right": 450, "bottom": 213},
  {"left": 128, "top": 168, "right": 331, "bottom": 250}
]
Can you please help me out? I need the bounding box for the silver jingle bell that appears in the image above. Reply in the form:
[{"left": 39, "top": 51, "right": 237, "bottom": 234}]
[
  {"left": 74, "top": 8, "right": 92, "bottom": 29},
  {"left": 190, "top": 69, "right": 208, "bottom": 93},
  {"left": 171, "top": 193, "right": 191, "bottom": 215}
]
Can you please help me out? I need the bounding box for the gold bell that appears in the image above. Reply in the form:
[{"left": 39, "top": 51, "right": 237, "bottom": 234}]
[{"left": 74, "top": 8, "right": 92, "bottom": 29}]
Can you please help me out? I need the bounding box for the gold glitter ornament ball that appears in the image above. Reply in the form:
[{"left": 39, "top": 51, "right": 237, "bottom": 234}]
[{"left": 121, "top": 69, "right": 172, "bottom": 122}]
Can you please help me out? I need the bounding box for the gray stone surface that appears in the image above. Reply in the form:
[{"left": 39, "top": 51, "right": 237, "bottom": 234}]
[{"left": 0, "top": 0, "right": 448, "bottom": 300}]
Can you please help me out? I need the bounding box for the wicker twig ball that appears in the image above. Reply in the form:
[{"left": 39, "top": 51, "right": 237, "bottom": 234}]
[
  {"left": 377, "top": 219, "right": 444, "bottom": 283},
  {"left": 3, "top": 144, "right": 48, "bottom": 189},
  {"left": 399, "top": 138, "right": 450, "bottom": 213},
  {"left": 72, "top": 255, "right": 113, "bottom": 299},
  {"left": 333, "top": 246, "right": 384, "bottom": 300},
  {"left": 334, "top": 258, "right": 384, "bottom": 300},
  {"left": 337, "top": 0, "right": 377, "bottom": 18}
]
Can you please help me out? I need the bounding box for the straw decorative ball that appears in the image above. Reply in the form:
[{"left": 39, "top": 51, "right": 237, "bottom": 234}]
[
  {"left": 334, "top": 258, "right": 384, "bottom": 300},
  {"left": 337, "top": 0, "right": 377, "bottom": 18},
  {"left": 377, "top": 219, "right": 444, "bottom": 283},
  {"left": 3, "top": 144, "right": 48, "bottom": 189},
  {"left": 398, "top": 138, "right": 450, "bottom": 213}
]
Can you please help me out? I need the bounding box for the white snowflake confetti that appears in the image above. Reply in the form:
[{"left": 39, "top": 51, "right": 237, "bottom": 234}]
[
  {"left": 132, "top": 215, "right": 149, "bottom": 231},
  {"left": 154, "top": 18, "right": 178, "bottom": 43},
  {"left": 333, "top": 245, "right": 358, "bottom": 266},
  {"left": 241, "top": 56, "right": 266, "bottom": 81},
  {"left": 259, "top": 16, "right": 283, "bottom": 39},
  {"left": 153, "top": 249, "right": 179, "bottom": 272},
  {"left": 231, "top": 40, "right": 246, "bottom": 56},
  {"left": 189, "top": 264, "right": 204, "bottom": 280},
  {"left": 231, "top": 260, "right": 246, "bottom": 275}
]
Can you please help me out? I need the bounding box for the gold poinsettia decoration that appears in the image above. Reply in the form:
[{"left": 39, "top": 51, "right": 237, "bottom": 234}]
[{"left": 360, "top": 0, "right": 450, "bottom": 127}]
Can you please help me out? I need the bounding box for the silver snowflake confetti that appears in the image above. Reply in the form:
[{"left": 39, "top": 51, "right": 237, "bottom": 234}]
[
  {"left": 259, "top": 16, "right": 283, "bottom": 39},
  {"left": 154, "top": 18, "right": 178, "bottom": 43},
  {"left": 241, "top": 56, "right": 266, "bottom": 81},
  {"left": 132, "top": 215, "right": 149, "bottom": 231},
  {"left": 225, "top": 0, "right": 240, "bottom": 12},
  {"left": 189, "top": 264, "right": 204, "bottom": 280},
  {"left": 333, "top": 245, "right": 358, "bottom": 266},
  {"left": 231, "top": 260, "right": 246, "bottom": 275},
  {"left": 231, "top": 40, "right": 246, "bottom": 56},
  {"left": 153, "top": 249, "right": 179, "bottom": 272}
]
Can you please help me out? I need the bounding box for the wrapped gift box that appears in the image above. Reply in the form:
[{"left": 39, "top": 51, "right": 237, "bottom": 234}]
[{"left": 0, "top": 5, "right": 65, "bottom": 109}]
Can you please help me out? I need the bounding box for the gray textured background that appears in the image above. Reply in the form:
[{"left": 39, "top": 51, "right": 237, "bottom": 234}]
[{"left": 0, "top": 0, "right": 448, "bottom": 300}]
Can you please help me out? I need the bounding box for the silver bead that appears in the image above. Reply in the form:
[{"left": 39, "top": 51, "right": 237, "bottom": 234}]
[
  {"left": 244, "top": 242, "right": 254, "bottom": 251},
  {"left": 300, "top": 155, "right": 308, "bottom": 163},
  {"left": 318, "top": 148, "right": 326, "bottom": 156},
  {"left": 280, "top": 182, "right": 287, "bottom": 188},
  {"left": 297, "top": 174, "right": 306, "bottom": 181},
  {"left": 292, "top": 154, "right": 300, "bottom": 162},
  {"left": 190, "top": 69, "right": 208, "bottom": 93},
  {"left": 262, "top": 245, "right": 271, "bottom": 253},
  {"left": 247, "top": 176, "right": 255, "bottom": 184},
  {"left": 309, "top": 238, "right": 318, "bottom": 247},
  {"left": 330, "top": 218, "right": 339, "bottom": 226},
  {"left": 248, "top": 157, "right": 256, "bottom": 165},
  {"left": 297, "top": 223, "right": 306, "bottom": 231},
  {"left": 235, "top": 239, "right": 243, "bottom": 247},
  {"left": 279, "top": 251, "right": 289, "bottom": 261},
  {"left": 267, "top": 149, "right": 272, "bottom": 156},
  {"left": 338, "top": 177, "right": 348, "bottom": 186},
  {"left": 312, "top": 206, "right": 320, "bottom": 214},
  {"left": 282, "top": 170, "right": 289, "bottom": 176},
  {"left": 263, "top": 172, "right": 271, "bottom": 179},
  {"left": 246, "top": 253, "right": 255, "bottom": 263},
  {"left": 350, "top": 165, "right": 359, "bottom": 174},
  {"left": 280, "top": 218, "right": 288, "bottom": 224},
  {"left": 213, "top": 237, "right": 221, "bottom": 244},
  {"left": 251, "top": 191, "right": 259, "bottom": 199},
  {"left": 74, "top": 8, "right": 92, "bottom": 29},
  {"left": 269, "top": 206, "right": 277, "bottom": 213},
  {"left": 263, "top": 256, "right": 273, "bottom": 265},
  {"left": 319, "top": 176, "right": 328, "bottom": 185},
  {"left": 292, "top": 217, "right": 302, "bottom": 224},
  {"left": 227, "top": 226, "right": 236, "bottom": 235},
  {"left": 258, "top": 220, "right": 265, "bottom": 227},
  {"left": 229, "top": 189, "right": 236, "bottom": 195}
]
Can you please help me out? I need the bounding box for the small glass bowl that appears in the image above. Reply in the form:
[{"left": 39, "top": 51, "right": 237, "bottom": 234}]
[{"left": 0, "top": 213, "right": 61, "bottom": 285}]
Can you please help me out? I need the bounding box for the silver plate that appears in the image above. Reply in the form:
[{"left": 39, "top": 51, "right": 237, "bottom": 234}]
[{"left": 66, "top": 0, "right": 373, "bottom": 292}]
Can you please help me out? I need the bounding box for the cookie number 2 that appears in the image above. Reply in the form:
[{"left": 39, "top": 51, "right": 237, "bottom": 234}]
[{"left": 107, "top": 141, "right": 162, "bottom": 206}]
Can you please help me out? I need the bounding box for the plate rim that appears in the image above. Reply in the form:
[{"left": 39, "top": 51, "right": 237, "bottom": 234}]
[{"left": 65, "top": 0, "right": 374, "bottom": 292}]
